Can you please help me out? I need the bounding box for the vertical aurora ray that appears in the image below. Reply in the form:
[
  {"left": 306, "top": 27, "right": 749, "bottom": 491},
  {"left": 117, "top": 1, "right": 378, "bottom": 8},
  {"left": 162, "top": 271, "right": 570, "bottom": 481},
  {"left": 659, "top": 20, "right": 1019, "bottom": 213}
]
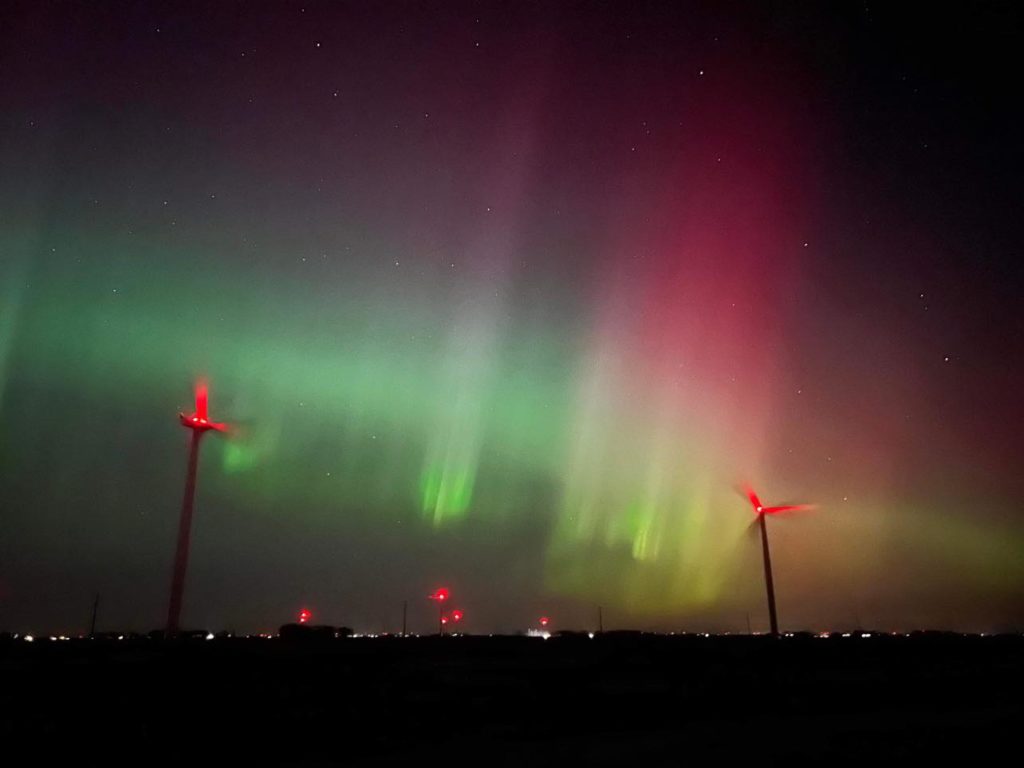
[
  {"left": 0, "top": 256, "right": 29, "bottom": 411},
  {"left": 547, "top": 75, "right": 815, "bottom": 615},
  {"left": 418, "top": 77, "right": 546, "bottom": 527},
  {"left": 419, "top": 259, "right": 511, "bottom": 525},
  {"left": 419, "top": 314, "right": 490, "bottom": 525}
]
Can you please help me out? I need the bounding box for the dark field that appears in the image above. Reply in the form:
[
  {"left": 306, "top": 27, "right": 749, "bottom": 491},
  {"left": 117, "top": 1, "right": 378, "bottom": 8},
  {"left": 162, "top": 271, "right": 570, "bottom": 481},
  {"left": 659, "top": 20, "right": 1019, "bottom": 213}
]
[{"left": 2, "top": 632, "right": 1020, "bottom": 765}]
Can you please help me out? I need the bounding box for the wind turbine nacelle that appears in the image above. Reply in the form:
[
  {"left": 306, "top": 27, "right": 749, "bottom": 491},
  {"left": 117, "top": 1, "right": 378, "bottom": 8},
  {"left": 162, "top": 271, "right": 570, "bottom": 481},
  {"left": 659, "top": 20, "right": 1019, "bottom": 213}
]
[{"left": 179, "top": 413, "right": 226, "bottom": 432}]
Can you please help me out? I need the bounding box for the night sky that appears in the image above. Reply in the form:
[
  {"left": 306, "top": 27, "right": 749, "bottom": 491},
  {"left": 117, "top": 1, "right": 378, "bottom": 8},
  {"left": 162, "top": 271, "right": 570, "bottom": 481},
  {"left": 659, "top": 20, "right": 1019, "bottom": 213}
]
[{"left": 1, "top": 1, "right": 1021, "bottom": 635}]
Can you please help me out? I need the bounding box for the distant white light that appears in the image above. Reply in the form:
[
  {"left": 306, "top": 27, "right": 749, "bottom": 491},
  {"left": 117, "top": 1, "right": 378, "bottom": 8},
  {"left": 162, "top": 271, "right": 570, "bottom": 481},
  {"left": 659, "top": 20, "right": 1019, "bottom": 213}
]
[
  {"left": 588, "top": 632, "right": 595, "bottom": 639},
  {"left": 24, "top": 635, "right": 34, "bottom": 643},
  {"left": 205, "top": 632, "right": 215, "bottom": 640}
]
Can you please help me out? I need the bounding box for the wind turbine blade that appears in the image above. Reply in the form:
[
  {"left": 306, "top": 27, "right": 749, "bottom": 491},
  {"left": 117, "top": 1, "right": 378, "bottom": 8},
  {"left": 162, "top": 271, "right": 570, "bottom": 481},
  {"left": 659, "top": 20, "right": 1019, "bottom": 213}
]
[
  {"left": 763, "top": 504, "right": 815, "bottom": 515},
  {"left": 195, "top": 382, "right": 209, "bottom": 420},
  {"left": 742, "top": 483, "right": 762, "bottom": 511}
]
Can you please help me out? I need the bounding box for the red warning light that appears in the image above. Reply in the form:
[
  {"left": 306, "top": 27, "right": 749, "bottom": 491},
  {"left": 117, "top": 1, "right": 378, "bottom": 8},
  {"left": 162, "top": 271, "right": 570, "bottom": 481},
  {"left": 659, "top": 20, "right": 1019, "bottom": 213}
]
[
  {"left": 451, "top": 610, "right": 464, "bottom": 622},
  {"left": 429, "top": 587, "right": 450, "bottom": 603},
  {"left": 539, "top": 616, "right": 549, "bottom": 627},
  {"left": 298, "top": 608, "right": 312, "bottom": 624}
]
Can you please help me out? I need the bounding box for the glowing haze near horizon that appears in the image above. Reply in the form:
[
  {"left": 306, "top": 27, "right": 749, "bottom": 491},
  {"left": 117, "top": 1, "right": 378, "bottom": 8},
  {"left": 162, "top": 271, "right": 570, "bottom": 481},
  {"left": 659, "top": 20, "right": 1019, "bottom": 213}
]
[{"left": 1, "top": 2, "right": 1021, "bottom": 634}]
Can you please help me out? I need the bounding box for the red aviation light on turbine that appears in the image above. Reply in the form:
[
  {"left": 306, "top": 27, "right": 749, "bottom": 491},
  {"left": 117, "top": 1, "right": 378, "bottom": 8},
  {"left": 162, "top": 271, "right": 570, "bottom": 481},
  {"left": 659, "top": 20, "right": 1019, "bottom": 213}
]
[
  {"left": 539, "top": 616, "right": 550, "bottom": 628},
  {"left": 429, "top": 587, "right": 450, "bottom": 603},
  {"left": 451, "top": 610, "right": 464, "bottom": 623},
  {"left": 298, "top": 608, "right": 312, "bottom": 624},
  {"left": 180, "top": 381, "right": 227, "bottom": 432}
]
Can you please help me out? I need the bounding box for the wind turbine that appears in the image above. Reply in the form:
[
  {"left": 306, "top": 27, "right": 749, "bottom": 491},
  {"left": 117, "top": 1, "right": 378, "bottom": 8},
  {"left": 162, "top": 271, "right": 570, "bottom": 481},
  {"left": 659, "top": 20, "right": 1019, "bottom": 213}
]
[
  {"left": 741, "top": 484, "right": 814, "bottom": 637},
  {"left": 165, "top": 381, "right": 227, "bottom": 636},
  {"left": 428, "top": 587, "right": 450, "bottom": 635}
]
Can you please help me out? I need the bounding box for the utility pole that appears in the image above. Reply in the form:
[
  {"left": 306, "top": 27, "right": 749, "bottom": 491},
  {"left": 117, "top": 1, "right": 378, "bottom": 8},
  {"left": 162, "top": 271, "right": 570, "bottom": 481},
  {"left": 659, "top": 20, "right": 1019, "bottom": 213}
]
[{"left": 89, "top": 593, "right": 100, "bottom": 637}]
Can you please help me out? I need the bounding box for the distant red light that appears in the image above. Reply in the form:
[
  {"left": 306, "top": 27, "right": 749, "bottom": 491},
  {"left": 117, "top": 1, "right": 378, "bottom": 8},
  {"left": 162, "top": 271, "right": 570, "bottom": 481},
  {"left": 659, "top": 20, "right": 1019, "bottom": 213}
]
[
  {"left": 440, "top": 616, "right": 448, "bottom": 625},
  {"left": 540, "top": 616, "right": 549, "bottom": 627},
  {"left": 430, "top": 587, "right": 450, "bottom": 602},
  {"left": 298, "top": 608, "right": 312, "bottom": 624},
  {"left": 452, "top": 610, "right": 463, "bottom": 622}
]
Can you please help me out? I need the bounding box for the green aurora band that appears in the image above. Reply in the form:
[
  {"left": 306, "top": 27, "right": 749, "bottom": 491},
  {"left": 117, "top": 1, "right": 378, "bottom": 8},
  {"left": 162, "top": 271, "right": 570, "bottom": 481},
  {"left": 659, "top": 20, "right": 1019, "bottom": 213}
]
[{"left": 3, "top": 221, "right": 1022, "bottom": 631}]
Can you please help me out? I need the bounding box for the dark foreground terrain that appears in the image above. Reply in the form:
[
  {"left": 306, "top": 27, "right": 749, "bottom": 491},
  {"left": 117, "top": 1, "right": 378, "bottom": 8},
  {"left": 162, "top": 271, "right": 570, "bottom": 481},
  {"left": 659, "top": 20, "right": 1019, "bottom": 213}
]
[{"left": 1, "top": 632, "right": 1020, "bottom": 765}]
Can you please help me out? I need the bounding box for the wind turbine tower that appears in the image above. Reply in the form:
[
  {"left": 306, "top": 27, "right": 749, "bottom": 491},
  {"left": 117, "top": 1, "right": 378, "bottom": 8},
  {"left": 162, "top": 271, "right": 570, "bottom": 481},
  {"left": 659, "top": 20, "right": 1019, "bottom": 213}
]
[{"left": 166, "top": 382, "right": 226, "bottom": 636}]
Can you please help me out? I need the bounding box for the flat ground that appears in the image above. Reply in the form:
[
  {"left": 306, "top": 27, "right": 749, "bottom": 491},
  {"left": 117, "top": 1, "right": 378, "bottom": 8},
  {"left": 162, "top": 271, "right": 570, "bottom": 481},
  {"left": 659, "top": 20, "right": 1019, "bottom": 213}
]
[{"left": 1, "top": 633, "right": 1020, "bottom": 765}]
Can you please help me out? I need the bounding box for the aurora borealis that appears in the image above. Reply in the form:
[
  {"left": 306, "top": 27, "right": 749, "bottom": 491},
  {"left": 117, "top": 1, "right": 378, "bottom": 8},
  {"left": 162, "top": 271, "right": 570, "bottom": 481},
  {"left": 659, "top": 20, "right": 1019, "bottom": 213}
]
[{"left": 1, "top": 2, "right": 1021, "bottom": 635}]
